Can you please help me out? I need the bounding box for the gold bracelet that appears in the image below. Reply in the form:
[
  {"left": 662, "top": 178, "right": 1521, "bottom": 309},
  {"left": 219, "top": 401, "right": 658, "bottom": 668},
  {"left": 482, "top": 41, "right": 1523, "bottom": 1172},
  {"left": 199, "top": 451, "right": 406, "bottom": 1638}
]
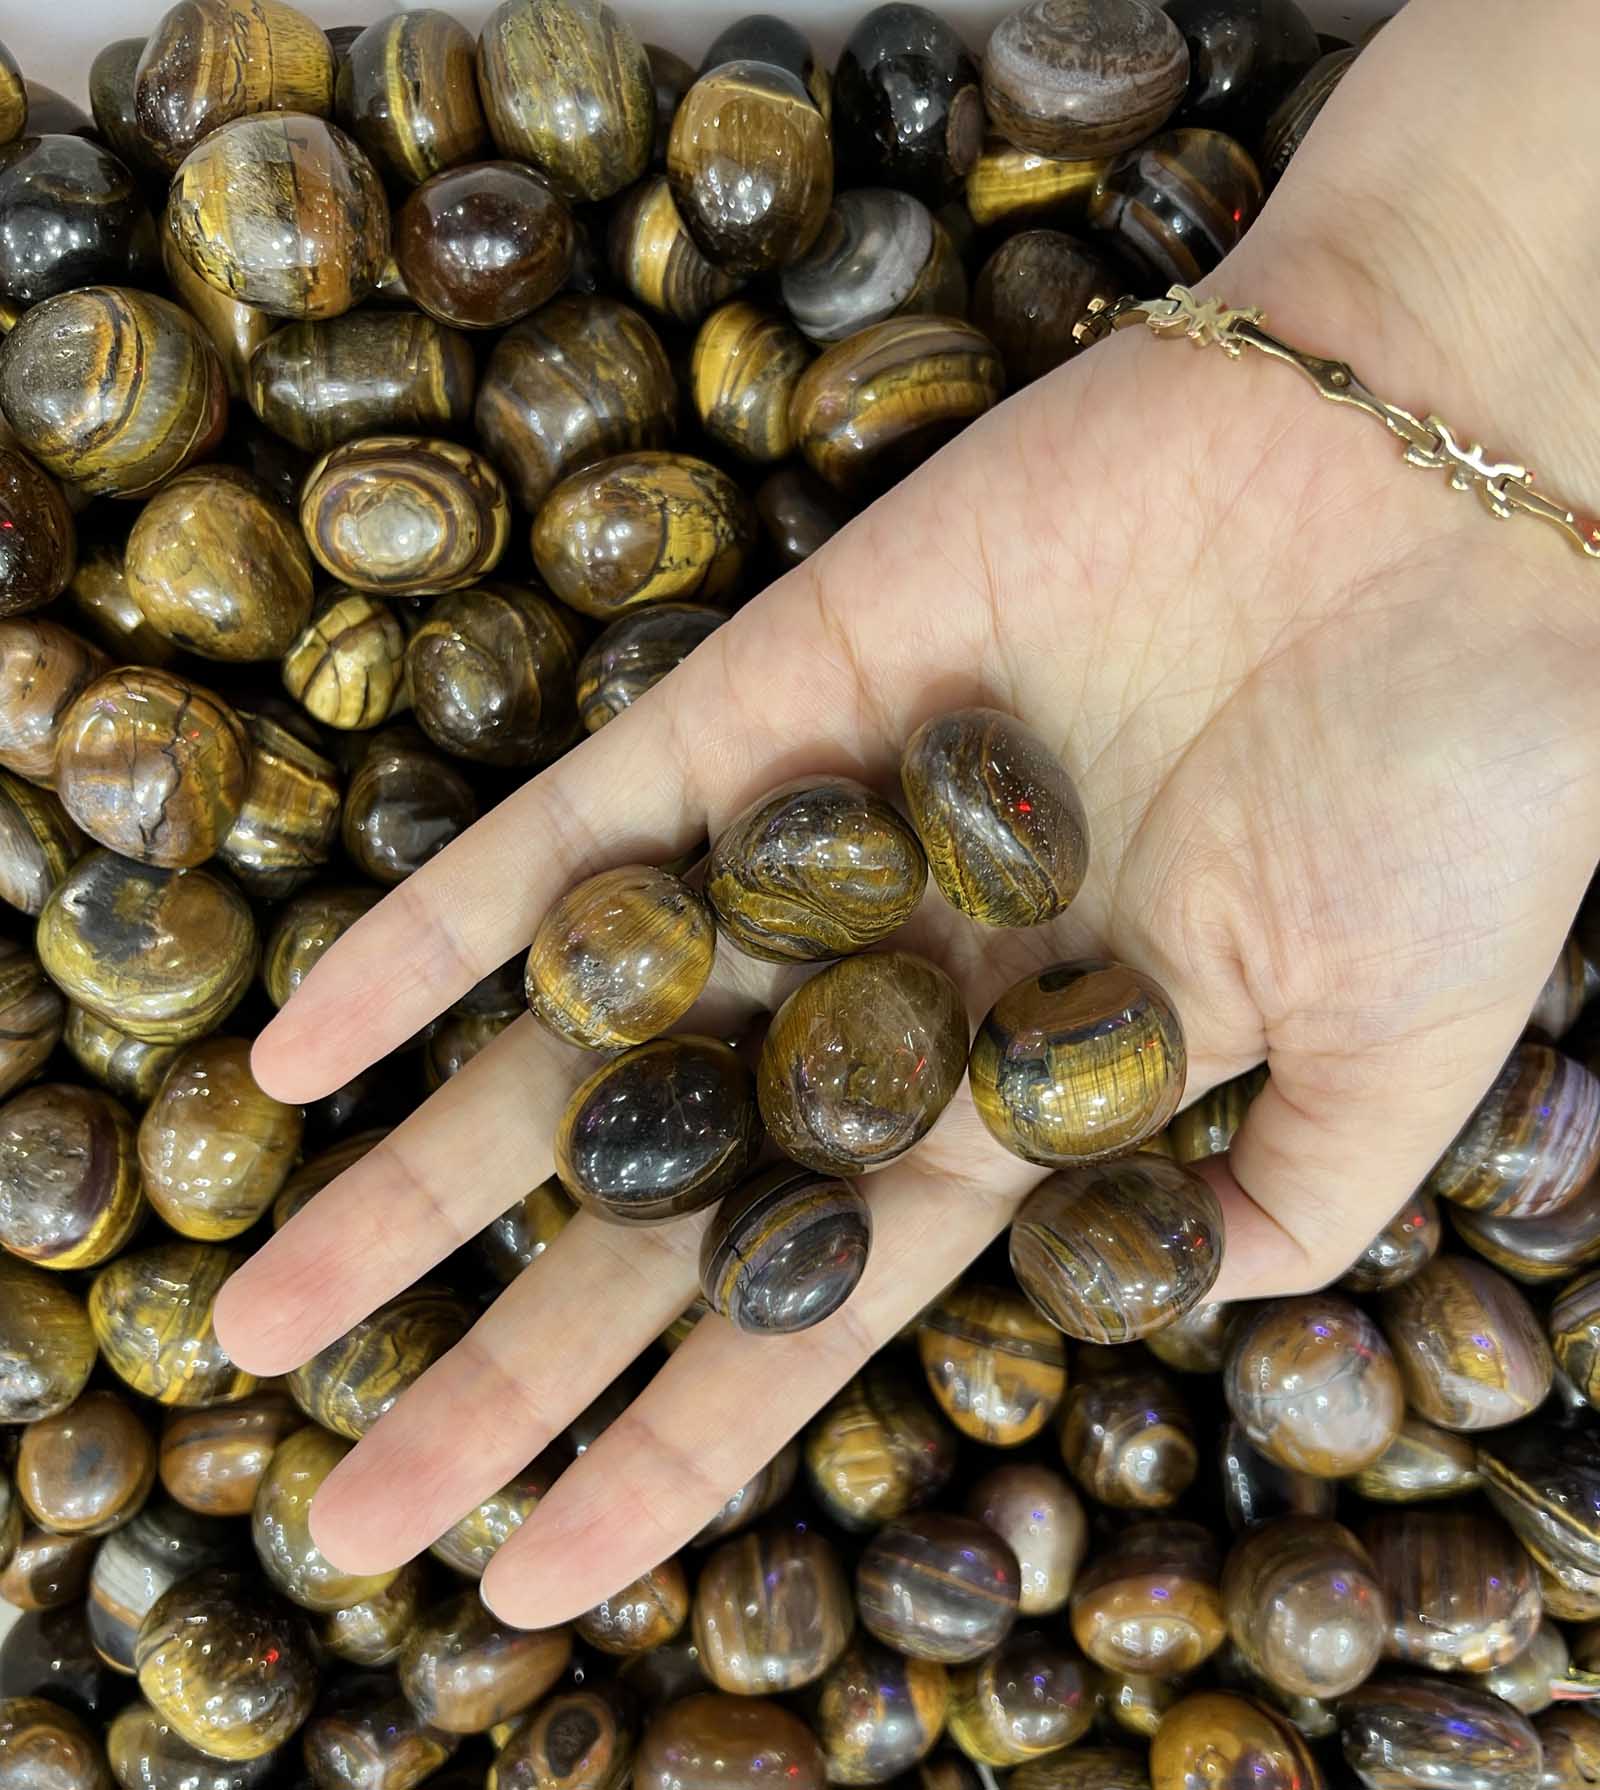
[{"left": 1075, "top": 285, "right": 1600, "bottom": 562}]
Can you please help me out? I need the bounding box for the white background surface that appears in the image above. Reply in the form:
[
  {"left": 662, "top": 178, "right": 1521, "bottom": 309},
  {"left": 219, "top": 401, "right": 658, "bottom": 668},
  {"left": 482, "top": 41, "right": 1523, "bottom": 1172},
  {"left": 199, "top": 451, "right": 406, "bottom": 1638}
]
[{"left": 8, "top": 0, "right": 1394, "bottom": 103}]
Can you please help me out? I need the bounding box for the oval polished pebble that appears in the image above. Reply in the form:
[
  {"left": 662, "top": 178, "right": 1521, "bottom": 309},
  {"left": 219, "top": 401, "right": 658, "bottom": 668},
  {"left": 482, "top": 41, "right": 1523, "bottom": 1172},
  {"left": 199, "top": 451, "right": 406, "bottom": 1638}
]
[
  {"left": 945, "top": 1628, "right": 1091, "bottom": 1765},
  {"left": 901, "top": 707, "right": 1089, "bottom": 928},
  {"left": 0, "top": 945, "right": 65, "bottom": 1101},
  {"left": 301, "top": 435, "right": 510, "bottom": 596},
  {"left": 87, "top": 1500, "right": 236, "bottom": 1675},
  {"left": 123, "top": 468, "right": 312, "bottom": 662},
  {"left": 321, "top": 1561, "right": 428, "bottom": 1668},
  {"left": 433, "top": 1460, "right": 554, "bottom": 1578},
  {"left": 1152, "top": 1690, "right": 1322, "bottom": 1790},
  {"left": 0, "top": 133, "right": 155, "bottom": 306},
  {"left": 634, "top": 1695, "right": 824, "bottom": 1790},
  {"left": 967, "top": 1463, "right": 1085, "bottom": 1615},
  {"left": 532, "top": 450, "right": 753, "bottom": 618},
  {"left": 0, "top": 444, "right": 76, "bottom": 620},
  {"left": 1219, "top": 1418, "right": 1336, "bottom": 1532},
  {"left": 692, "top": 1525, "right": 851, "bottom": 1692},
  {"left": 337, "top": 8, "right": 487, "bottom": 183},
  {"left": 158, "top": 1392, "right": 300, "bottom": 1518},
  {"left": 16, "top": 1389, "right": 153, "bottom": 1538},
  {"left": 0, "top": 619, "right": 107, "bottom": 783},
  {"left": 667, "top": 60, "right": 832, "bottom": 275},
  {"left": 1378, "top": 1255, "right": 1554, "bottom": 1430},
  {"left": 1425, "top": 1039, "right": 1600, "bottom": 1217},
  {"left": 1338, "top": 1675, "right": 1543, "bottom": 1790},
  {"left": 789, "top": 315, "right": 1004, "bottom": 492},
  {"left": 1088, "top": 127, "right": 1264, "bottom": 283},
  {"left": 476, "top": 1177, "right": 577, "bottom": 1284},
  {"left": 477, "top": 0, "right": 653, "bottom": 202},
  {"left": 1, "top": 1530, "right": 99, "bottom": 1613},
  {"left": 111, "top": 1700, "right": 282, "bottom": 1790},
  {"left": 970, "top": 962, "right": 1185, "bottom": 1165},
  {"left": 0, "top": 1082, "right": 142, "bottom": 1270},
  {"left": 695, "top": 1439, "right": 800, "bottom": 1546},
  {"left": 1010, "top": 1154, "right": 1222, "bottom": 1342},
  {"left": 0, "top": 288, "right": 227, "bottom": 497},
  {"left": 1224, "top": 1293, "right": 1404, "bottom": 1475},
  {"left": 971, "top": 228, "right": 1118, "bottom": 385},
  {"left": 1348, "top": 1413, "right": 1483, "bottom": 1503},
  {"left": 780, "top": 189, "right": 965, "bottom": 344},
  {"left": 1341, "top": 1189, "right": 1443, "bottom": 1292},
  {"left": 38, "top": 852, "right": 258, "bottom": 1045},
  {"left": 1478, "top": 1421, "right": 1600, "bottom": 1593},
  {"left": 1476, "top": 1617, "right": 1568, "bottom": 1715},
  {"left": 1145, "top": 1299, "right": 1235, "bottom": 1373},
  {"left": 965, "top": 131, "right": 1109, "bottom": 231},
  {"left": 1220, "top": 1515, "right": 1385, "bottom": 1699},
  {"left": 251, "top": 1425, "right": 397, "bottom": 1611},
  {"left": 576, "top": 1558, "right": 690, "bottom": 1655},
  {"left": 707, "top": 776, "right": 927, "bottom": 963},
  {"left": 218, "top": 711, "right": 341, "bottom": 900},
  {"left": 0, "top": 775, "right": 82, "bottom": 917},
  {"left": 165, "top": 113, "right": 388, "bottom": 320},
  {"left": 576, "top": 605, "right": 722, "bottom": 732},
  {"left": 690, "top": 302, "right": 810, "bottom": 462},
  {"left": 1454, "top": 1173, "right": 1600, "bottom": 1283},
  {"left": 1166, "top": 0, "right": 1321, "bottom": 140},
  {"left": 476, "top": 294, "right": 676, "bottom": 511},
  {"left": 858, "top": 1514, "right": 1020, "bottom": 1663},
  {"left": 134, "top": 1569, "right": 315, "bottom": 1762},
  {"left": 132, "top": 0, "right": 334, "bottom": 170},
  {"left": 1363, "top": 1507, "right": 1540, "bottom": 1674},
  {"left": 261, "top": 883, "right": 378, "bottom": 1008},
  {"left": 399, "top": 1591, "right": 572, "bottom": 1734},
  {"left": 281, "top": 590, "right": 408, "bottom": 731},
  {"left": 156, "top": 227, "right": 272, "bottom": 402},
  {"left": 407, "top": 584, "right": 583, "bottom": 767},
  {"left": 0, "top": 1255, "right": 97, "bottom": 1422},
  {"left": 138, "top": 1036, "right": 302, "bottom": 1242},
  {"left": 1552, "top": 1266, "right": 1600, "bottom": 1401},
  {"left": 701, "top": 1165, "right": 871, "bottom": 1335},
  {"left": 89, "top": 1243, "right": 256, "bottom": 1408},
  {"left": 1535, "top": 1705, "right": 1600, "bottom": 1783},
  {"left": 62, "top": 543, "right": 173, "bottom": 672},
  {"left": 805, "top": 1360, "right": 957, "bottom": 1531},
  {"left": 915, "top": 1283, "right": 1067, "bottom": 1445},
  {"left": 286, "top": 1289, "right": 471, "bottom": 1439},
  {"left": 606, "top": 174, "right": 744, "bottom": 325},
  {"left": 341, "top": 726, "right": 478, "bottom": 886},
  {"left": 833, "top": 4, "right": 984, "bottom": 200},
  {"left": 755, "top": 464, "right": 850, "bottom": 566},
  {"left": 0, "top": 41, "right": 27, "bottom": 144},
  {"left": 1058, "top": 1367, "right": 1196, "bottom": 1509},
  {"left": 303, "top": 1675, "right": 458, "bottom": 1790},
  {"left": 54, "top": 669, "right": 249, "bottom": 871},
  {"left": 249, "top": 310, "right": 475, "bottom": 454},
  {"left": 1069, "top": 1519, "right": 1224, "bottom": 1675},
  {"left": 815, "top": 1634, "right": 947, "bottom": 1784},
  {"left": 0, "top": 1697, "right": 113, "bottom": 1790},
  {"left": 555, "top": 1035, "right": 759, "bottom": 1222},
  {"left": 396, "top": 161, "right": 574, "bottom": 331},
  {"left": 982, "top": 0, "right": 1188, "bottom": 159},
  {"left": 758, "top": 951, "right": 969, "bottom": 1175}
]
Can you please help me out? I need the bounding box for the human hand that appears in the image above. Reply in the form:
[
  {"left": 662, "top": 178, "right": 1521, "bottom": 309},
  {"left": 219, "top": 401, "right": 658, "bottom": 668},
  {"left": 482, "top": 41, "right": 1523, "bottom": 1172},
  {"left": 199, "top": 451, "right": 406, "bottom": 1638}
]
[{"left": 215, "top": 0, "right": 1600, "bottom": 1626}]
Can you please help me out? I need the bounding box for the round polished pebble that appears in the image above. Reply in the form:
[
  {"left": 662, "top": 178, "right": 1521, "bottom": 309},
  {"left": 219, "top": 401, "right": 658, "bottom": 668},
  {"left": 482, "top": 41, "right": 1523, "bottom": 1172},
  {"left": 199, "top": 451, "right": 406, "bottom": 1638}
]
[
  {"left": 1224, "top": 1292, "right": 1404, "bottom": 1475},
  {"left": 805, "top": 1361, "right": 957, "bottom": 1531},
  {"left": 633, "top": 1694, "right": 824, "bottom": 1790},
  {"left": 489, "top": 1686, "right": 632, "bottom": 1790},
  {"left": 261, "top": 884, "right": 379, "bottom": 1009},
  {"left": 815, "top": 1634, "right": 947, "bottom": 1785},
  {"left": 158, "top": 1392, "right": 301, "bottom": 1518},
  {"left": 971, "top": 228, "right": 1118, "bottom": 385},
  {"left": 1088, "top": 127, "right": 1263, "bottom": 283},
  {"left": 755, "top": 465, "right": 850, "bottom": 566},
  {"left": 1145, "top": 1299, "right": 1235, "bottom": 1373},
  {"left": 693, "top": 1526, "right": 851, "bottom": 1692},
  {"left": 0, "top": 945, "right": 65, "bottom": 1104},
  {"left": 970, "top": 962, "right": 1185, "bottom": 1165},
  {"left": 251, "top": 1425, "right": 397, "bottom": 1612},
  {"left": 966, "top": 1464, "right": 1086, "bottom": 1615},
  {"left": 107, "top": 1698, "right": 279, "bottom": 1790},
  {"left": 1477, "top": 1617, "right": 1569, "bottom": 1716},
  {"left": 1220, "top": 1514, "right": 1385, "bottom": 1699},
  {"left": 1454, "top": 1173, "right": 1600, "bottom": 1282},
  {"left": 341, "top": 726, "right": 478, "bottom": 886},
  {"left": 37, "top": 852, "right": 257, "bottom": 1045},
  {"left": 0, "top": 619, "right": 107, "bottom": 783},
  {"left": 915, "top": 1284, "right": 1067, "bottom": 1445},
  {"left": 689, "top": 301, "right": 811, "bottom": 462},
  {"left": 0, "top": 1255, "right": 97, "bottom": 1423},
  {"left": 575, "top": 1558, "right": 690, "bottom": 1656},
  {"left": 833, "top": 4, "right": 983, "bottom": 199},
  {"left": 606, "top": 173, "right": 744, "bottom": 325},
  {"left": 555, "top": 1036, "right": 759, "bottom": 1223},
  {"left": 1378, "top": 1255, "right": 1554, "bottom": 1430},
  {"left": 165, "top": 113, "right": 389, "bottom": 321},
  {"left": 1069, "top": 1519, "right": 1224, "bottom": 1675},
  {"left": 1009, "top": 1154, "right": 1223, "bottom": 1342},
  {"left": 303, "top": 1674, "right": 458, "bottom": 1790},
  {"left": 1342, "top": 1190, "right": 1444, "bottom": 1292},
  {"left": 218, "top": 711, "right": 341, "bottom": 901},
  {"left": 0, "top": 445, "right": 76, "bottom": 620},
  {"left": 0, "top": 1696, "right": 113, "bottom": 1790},
  {"left": 1, "top": 1530, "right": 98, "bottom": 1613},
  {"left": 1152, "top": 1690, "right": 1323, "bottom": 1790},
  {"left": 54, "top": 668, "right": 248, "bottom": 871},
  {"left": 0, "top": 1082, "right": 143, "bottom": 1270},
  {"left": 532, "top": 450, "right": 753, "bottom": 618},
  {"left": 944, "top": 1628, "right": 1090, "bottom": 1766},
  {"left": 707, "top": 777, "right": 928, "bottom": 963},
  {"left": 337, "top": 8, "right": 488, "bottom": 184},
  {"left": 1338, "top": 1675, "right": 1544, "bottom": 1790},
  {"left": 700, "top": 1165, "right": 871, "bottom": 1335},
  {"left": 576, "top": 605, "right": 722, "bottom": 732},
  {"left": 758, "top": 952, "right": 969, "bottom": 1175},
  {"left": 780, "top": 189, "right": 965, "bottom": 344},
  {"left": 1363, "top": 1507, "right": 1541, "bottom": 1673},
  {"left": 857, "top": 1513, "right": 1020, "bottom": 1663},
  {"left": 286, "top": 1289, "right": 471, "bottom": 1440},
  {"left": 87, "top": 1501, "right": 236, "bottom": 1676},
  {"left": 1058, "top": 1367, "right": 1196, "bottom": 1509},
  {"left": 0, "top": 132, "right": 154, "bottom": 306},
  {"left": 398, "top": 1590, "right": 572, "bottom": 1734},
  {"left": 16, "top": 1389, "right": 153, "bottom": 1539},
  {"left": 432, "top": 1459, "right": 554, "bottom": 1579},
  {"left": 1477, "top": 1422, "right": 1600, "bottom": 1600},
  {"left": 982, "top": 0, "right": 1188, "bottom": 159},
  {"left": 281, "top": 590, "right": 409, "bottom": 732},
  {"left": 1347, "top": 1413, "right": 1484, "bottom": 1503},
  {"left": 301, "top": 435, "right": 510, "bottom": 596},
  {"left": 789, "top": 316, "right": 1004, "bottom": 493},
  {"left": 89, "top": 1243, "right": 256, "bottom": 1408},
  {"left": 320, "top": 1561, "right": 428, "bottom": 1669},
  {"left": 60, "top": 1009, "right": 180, "bottom": 1109},
  {"left": 527, "top": 865, "right": 715, "bottom": 1051},
  {"left": 1218, "top": 1419, "right": 1335, "bottom": 1532},
  {"left": 135, "top": 1569, "right": 316, "bottom": 1762}
]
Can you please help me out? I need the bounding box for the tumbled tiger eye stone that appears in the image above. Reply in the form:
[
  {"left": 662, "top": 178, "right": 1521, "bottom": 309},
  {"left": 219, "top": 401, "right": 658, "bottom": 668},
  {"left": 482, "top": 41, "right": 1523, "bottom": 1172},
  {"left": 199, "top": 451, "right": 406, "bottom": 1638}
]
[
  {"left": 433, "top": 1460, "right": 555, "bottom": 1579},
  {"left": 971, "top": 228, "right": 1118, "bottom": 385},
  {"left": 815, "top": 1635, "right": 948, "bottom": 1786},
  {"left": 915, "top": 1283, "right": 1067, "bottom": 1445},
  {"left": 690, "top": 301, "right": 812, "bottom": 463},
  {"left": 0, "top": 1082, "right": 144, "bottom": 1270},
  {"left": 968, "top": 1463, "right": 1086, "bottom": 1617},
  {"left": 576, "top": 604, "right": 722, "bottom": 732},
  {"left": 707, "top": 776, "right": 928, "bottom": 963},
  {"left": 758, "top": 951, "right": 969, "bottom": 1175},
  {"left": 805, "top": 1361, "right": 957, "bottom": 1532},
  {"left": 0, "top": 443, "right": 76, "bottom": 619},
  {"left": 261, "top": 883, "right": 379, "bottom": 1008},
  {"left": 1010, "top": 1154, "right": 1223, "bottom": 1342},
  {"left": 692, "top": 1527, "right": 852, "bottom": 1693},
  {"left": 982, "top": 0, "right": 1189, "bottom": 159},
  {"left": 970, "top": 961, "right": 1186, "bottom": 1165},
  {"left": 89, "top": 1243, "right": 257, "bottom": 1408},
  {"left": 858, "top": 1514, "right": 1021, "bottom": 1664},
  {"left": 1087, "top": 127, "right": 1263, "bottom": 283},
  {"left": 341, "top": 726, "right": 478, "bottom": 887},
  {"left": 1340, "top": 1676, "right": 1543, "bottom": 1790},
  {"left": 400, "top": 1591, "right": 572, "bottom": 1734},
  {"left": 701, "top": 1166, "right": 872, "bottom": 1335},
  {"left": 218, "top": 711, "right": 342, "bottom": 901},
  {"left": 159, "top": 1392, "right": 301, "bottom": 1519},
  {"left": 1059, "top": 1366, "right": 1196, "bottom": 1509},
  {"left": 607, "top": 173, "right": 746, "bottom": 325},
  {"left": 287, "top": 1289, "right": 472, "bottom": 1440},
  {"left": 1070, "top": 1519, "right": 1224, "bottom": 1676},
  {"left": 281, "top": 589, "right": 409, "bottom": 732},
  {"left": 1340, "top": 1189, "right": 1443, "bottom": 1292},
  {"left": 1453, "top": 1172, "right": 1600, "bottom": 1283},
  {"left": 1152, "top": 1691, "right": 1322, "bottom": 1790},
  {"left": 634, "top": 1695, "right": 824, "bottom": 1790},
  {"left": 336, "top": 7, "right": 488, "bottom": 184},
  {"left": 755, "top": 465, "right": 851, "bottom": 566},
  {"left": 251, "top": 1424, "right": 398, "bottom": 1612},
  {"left": 62, "top": 542, "right": 174, "bottom": 671},
  {"left": 780, "top": 189, "right": 966, "bottom": 345},
  {"left": 0, "top": 943, "right": 65, "bottom": 1102},
  {"left": 321, "top": 1561, "right": 428, "bottom": 1668},
  {"left": 489, "top": 1687, "right": 632, "bottom": 1790},
  {"left": 945, "top": 1628, "right": 1092, "bottom": 1766},
  {"left": 0, "top": 41, "right": 25, "bottom": 147},
  {"left": 0, "top": 618, "right": 108, "bottom": 784},
  {"left": 1346, "top": 1413, "right": 1482, "bottom": 1504}
]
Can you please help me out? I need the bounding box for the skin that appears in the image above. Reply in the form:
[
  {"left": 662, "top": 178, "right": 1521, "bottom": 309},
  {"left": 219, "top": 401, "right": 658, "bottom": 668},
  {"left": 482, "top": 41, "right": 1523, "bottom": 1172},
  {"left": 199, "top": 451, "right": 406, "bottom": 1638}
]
[{"left": 216, "top": 0, "right": 1600, "bottom": 1627}]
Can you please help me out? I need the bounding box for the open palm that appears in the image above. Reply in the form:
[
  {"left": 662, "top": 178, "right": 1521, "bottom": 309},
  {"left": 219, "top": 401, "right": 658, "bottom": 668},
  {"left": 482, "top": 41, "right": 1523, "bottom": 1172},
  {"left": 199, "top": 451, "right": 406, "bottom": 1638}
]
[{"left": 215, "top": 0, "right": 1600, "bottom": 1626}]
